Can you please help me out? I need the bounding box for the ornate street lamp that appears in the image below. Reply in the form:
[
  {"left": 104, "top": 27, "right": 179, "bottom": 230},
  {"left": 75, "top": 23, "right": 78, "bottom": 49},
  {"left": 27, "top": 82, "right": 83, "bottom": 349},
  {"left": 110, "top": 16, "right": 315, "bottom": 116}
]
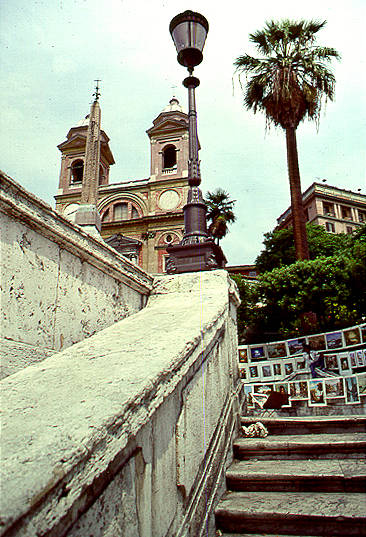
[{"left": 166, "top": 10, "right": 226, "bottom": 274}]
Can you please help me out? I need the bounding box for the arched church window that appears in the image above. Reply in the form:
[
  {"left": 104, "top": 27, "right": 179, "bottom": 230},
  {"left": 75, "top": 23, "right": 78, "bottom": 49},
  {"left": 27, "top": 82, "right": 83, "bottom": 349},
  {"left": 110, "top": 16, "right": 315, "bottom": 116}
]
[
  {"left": 70, "top": 159, "right": 84, "bottom": 184},
  {"left": 101, "top": 208, "right": 110, "bottom": 222},
  {"left": 131, "top": 206, "right": 139, "bottom": 219},
  {"left": 113, "top": 203, "right": 128, "bottom": 221},
  {"left": 163, "top": 145, "right": 177, "bottom": 170}
]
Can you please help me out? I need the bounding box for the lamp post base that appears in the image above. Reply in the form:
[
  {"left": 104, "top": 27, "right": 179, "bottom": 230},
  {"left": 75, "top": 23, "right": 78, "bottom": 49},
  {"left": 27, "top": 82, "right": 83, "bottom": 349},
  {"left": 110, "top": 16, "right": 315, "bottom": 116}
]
[{"left": 165, "top": 241, "right": 226, "bottom": 274}]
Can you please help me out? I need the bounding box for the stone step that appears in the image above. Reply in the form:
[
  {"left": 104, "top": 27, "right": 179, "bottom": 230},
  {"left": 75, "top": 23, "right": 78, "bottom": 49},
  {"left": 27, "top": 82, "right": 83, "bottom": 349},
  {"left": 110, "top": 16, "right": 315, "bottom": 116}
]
[
  {"left": 234, "top": 433, "right": 366, "bottom": 460},
  {"left": 226, "top": 459, "right": 366, "bottom": 492},
  {"left": 215, "top": 491, "right": 366, "bottom": 535},
  {"left": 240, "top": 416, "right": 366, "bottom": 436}
]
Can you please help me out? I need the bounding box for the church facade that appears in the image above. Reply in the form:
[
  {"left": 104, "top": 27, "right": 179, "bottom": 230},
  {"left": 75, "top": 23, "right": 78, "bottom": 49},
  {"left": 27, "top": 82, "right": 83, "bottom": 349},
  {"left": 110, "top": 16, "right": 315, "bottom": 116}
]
[{"left": 55, "top": 98, "right": 189, "bottom": 274}]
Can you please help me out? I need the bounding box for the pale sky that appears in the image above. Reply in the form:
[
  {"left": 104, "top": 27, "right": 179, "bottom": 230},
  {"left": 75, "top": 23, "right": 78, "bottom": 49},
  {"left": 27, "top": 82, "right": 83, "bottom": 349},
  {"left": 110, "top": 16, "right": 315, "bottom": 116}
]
[{"left": 1, "top": 0, "right": 365, "bottom": 265}]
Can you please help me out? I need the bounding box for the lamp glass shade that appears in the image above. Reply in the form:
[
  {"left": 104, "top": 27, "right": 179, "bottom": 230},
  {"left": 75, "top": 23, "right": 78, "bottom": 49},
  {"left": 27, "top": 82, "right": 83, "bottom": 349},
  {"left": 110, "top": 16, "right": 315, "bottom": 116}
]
[{"left": 170, "top": 11, "right": 208, "bottom": 69}]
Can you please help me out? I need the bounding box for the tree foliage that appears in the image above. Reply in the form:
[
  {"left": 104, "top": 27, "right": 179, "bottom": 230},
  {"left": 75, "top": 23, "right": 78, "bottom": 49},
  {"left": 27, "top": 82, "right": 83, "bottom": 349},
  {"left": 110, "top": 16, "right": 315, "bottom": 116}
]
[
  {"left": 232, "top": 225, "right": 366, "bottom": 344},
  {"left": 256, "top": 224, "right": 352, "bottom": 273},
  {"left": 233, "top": 19, "right": 340, "bottom": 130},
  {"left": 204, "top": 188, "right": 236, "bottom": 244}
]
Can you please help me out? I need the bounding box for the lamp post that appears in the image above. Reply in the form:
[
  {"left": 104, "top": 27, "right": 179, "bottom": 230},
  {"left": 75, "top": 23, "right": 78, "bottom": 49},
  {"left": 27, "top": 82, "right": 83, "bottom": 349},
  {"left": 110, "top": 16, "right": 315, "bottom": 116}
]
[{"left": 166, "top": 10, "right": 226, "bottom": 274}]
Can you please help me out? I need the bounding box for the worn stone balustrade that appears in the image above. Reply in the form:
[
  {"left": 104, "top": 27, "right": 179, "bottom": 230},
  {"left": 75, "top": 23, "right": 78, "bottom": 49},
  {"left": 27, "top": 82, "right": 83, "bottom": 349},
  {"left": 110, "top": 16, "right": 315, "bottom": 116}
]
[
  {"left": 0, "top": 171, "right": 154, "bottom": 379},
  {"left": 1, "top": 270, "right": 241, "bottom": 537}
]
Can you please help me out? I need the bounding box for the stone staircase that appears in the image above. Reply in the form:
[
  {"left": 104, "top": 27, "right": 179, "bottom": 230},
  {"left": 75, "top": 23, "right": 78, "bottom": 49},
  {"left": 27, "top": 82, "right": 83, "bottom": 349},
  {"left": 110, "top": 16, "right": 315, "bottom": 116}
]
[{"left": 215, "top": 416, "right": 366, "bottom": 536}]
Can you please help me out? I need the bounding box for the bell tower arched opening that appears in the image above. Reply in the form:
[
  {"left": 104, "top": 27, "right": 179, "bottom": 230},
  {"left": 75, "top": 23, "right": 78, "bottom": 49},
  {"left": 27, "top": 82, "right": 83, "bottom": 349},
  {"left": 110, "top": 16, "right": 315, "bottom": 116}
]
[{"left": 163, "top": 145, "right": 177, "bottom": 170}]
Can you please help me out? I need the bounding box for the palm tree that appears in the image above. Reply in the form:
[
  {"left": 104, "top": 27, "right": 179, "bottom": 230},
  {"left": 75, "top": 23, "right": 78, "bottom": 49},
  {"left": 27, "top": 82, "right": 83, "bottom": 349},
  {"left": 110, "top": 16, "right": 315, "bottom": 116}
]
[
  {"left": 234, "top": 19, "right": 339, "bottom": 260},
  {"left": 205, "top": 188, "right": 236, "bottom": 244}
]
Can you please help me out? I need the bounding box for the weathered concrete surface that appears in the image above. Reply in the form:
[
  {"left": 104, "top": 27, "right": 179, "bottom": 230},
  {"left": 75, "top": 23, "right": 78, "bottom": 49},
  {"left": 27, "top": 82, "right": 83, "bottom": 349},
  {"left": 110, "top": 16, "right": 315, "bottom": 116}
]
[
  {"left": 0, "top": 171, "right": 153, "bottom": 378},
  {"left": 0, "top": 270, "right": 241, "bottom": 537}
]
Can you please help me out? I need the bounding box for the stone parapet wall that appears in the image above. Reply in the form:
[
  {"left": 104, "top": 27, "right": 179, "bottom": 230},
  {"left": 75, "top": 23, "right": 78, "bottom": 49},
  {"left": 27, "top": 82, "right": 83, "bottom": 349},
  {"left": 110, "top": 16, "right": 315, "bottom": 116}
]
[
  {"left": 0, "top": 171, "right": 153, "bottom": 378},
  {"left": 0, "top": 270, "right": 241, "bottom": 537}
]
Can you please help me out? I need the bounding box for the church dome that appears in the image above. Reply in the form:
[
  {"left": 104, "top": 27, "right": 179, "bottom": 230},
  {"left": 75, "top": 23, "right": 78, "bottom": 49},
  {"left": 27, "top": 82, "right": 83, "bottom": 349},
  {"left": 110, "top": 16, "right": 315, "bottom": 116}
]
[{"left": 162, "top": 97, "right": 183, "bottom": 113}]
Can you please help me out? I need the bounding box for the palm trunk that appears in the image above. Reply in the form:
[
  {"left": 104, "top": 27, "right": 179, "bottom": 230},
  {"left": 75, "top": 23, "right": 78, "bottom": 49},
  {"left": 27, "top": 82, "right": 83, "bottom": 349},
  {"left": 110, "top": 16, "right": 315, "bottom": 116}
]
[{"left": 285, "top": 127, "right": 309, "bottom": 260}]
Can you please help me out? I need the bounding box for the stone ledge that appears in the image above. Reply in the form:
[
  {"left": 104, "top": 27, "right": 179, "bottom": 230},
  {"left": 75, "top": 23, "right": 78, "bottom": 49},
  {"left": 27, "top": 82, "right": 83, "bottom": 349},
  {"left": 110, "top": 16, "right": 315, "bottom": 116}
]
[
  {"left": 0, "top": 171, "right": 153, "bottom": 294},
  {"left": 0, "top": 270, "right": 238, "bottom": 536}
]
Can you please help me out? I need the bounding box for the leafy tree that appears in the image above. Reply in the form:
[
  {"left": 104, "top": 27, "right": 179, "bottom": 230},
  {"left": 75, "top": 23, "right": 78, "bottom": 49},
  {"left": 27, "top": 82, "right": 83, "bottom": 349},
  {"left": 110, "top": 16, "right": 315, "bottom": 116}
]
[
  {"left": 232, "top": 225, "right": 366, "bottom": 343},
  {"left": 204, "top": 188, "right": 236, "bottom": 244},
  {"left": 234, "top": 20, "right": 340, "bottom": 261},
  {"left": 256, "top": 224, "right": 352, "bottom": 273}
]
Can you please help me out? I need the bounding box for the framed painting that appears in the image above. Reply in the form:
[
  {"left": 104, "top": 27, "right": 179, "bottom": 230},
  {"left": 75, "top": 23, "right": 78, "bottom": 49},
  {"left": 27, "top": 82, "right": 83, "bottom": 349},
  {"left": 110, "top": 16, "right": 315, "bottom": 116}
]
[
  {"left": 324, "top": 377, "right": 345, "bottom": 398},
  {"left": 267, "top": 342, "right": 287, "bottom": 359},
  {"left": 308, "top": 380, "right": 326, "bottom": 406},
  {"left": 339, "top": 355, "right": 350, "bottom": 372},
  {"left": 244, "top": 384, "right": 254, "bottom": 408},
  {"left": 349, "top": 352, "right": 357, "bottom": 368},
  {"left": 289, "top": 381, "right": 308, "bottom": 400},
  {"left": 357, "top": 373, "right": 366, "bottom": 396},
  {"left": 249, "top": 366, "right": 258, "bottom": 379},
  {"left": 262, "top": 365, "right": 272, "bottom": 378},
  {"left": 250, "top": 346, "right": 266, "bottom": 361},
  {"left": 284, "top": 362, "right": 294, "bottom": 375},
  {"left": 356, "top": 350, "right": 364, "bottom": 367},
  {"left": 273, "top": 363, "right": 282, "bottom": 376},
  {"left": 344, "top": 327, "right": 361, "bottom": 347},
  {"left": 361, "top": 325, "right": 366, "bottom": 343},
  {"left": 238, "top": 348, "right": 248, "bottom": 363},
  {"left": 344, "top": 376, "right": 360, "bottom": 404},
  {"left": 307, "top": 334, "right": 326, "bottom": 350},
  {"left": 325, "top": 354, "right": 338, "bottom": 369},
  {"left": 288, "top": 338, "right": 306, "bottom": 356},
  {"left": 326, "top": 331, "right": 343, "bottom": 350}
]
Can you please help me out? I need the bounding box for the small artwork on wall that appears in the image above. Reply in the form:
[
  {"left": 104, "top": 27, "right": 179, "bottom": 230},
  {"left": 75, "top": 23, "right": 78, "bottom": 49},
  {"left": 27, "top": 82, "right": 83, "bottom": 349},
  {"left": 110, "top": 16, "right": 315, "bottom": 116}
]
[
  {"left": 356, "top": 350, "right": 364, "bottom": 367},
  {"left": 262, "top": 365, "right": 272, "bottom": 378},
  {"left": 240, "top": 368, "right": 247, "bottom": 379},
  {"left": 273, "top": 363, "right": 282, "bottom": 376},
  {"left": 325, "top": 354, "right": 338, "bottom": 369},
  {"left": 339, "top": 355, "right": 350, "bottom": 371},
  {"left": 325, "top": 377, "right": 345, "bottom": 398},
  {"left": 349, "top": 352, "right": 357, "bottom": 368},
  {"left": 253, "top": 383, "right": 274, "bottom": 393},
  {"left": 361, "top": 325, "right": 366, "bottom": 343},
  {"left": 307, "top": 334, "right": 326, "bottom": 350},
  {"left": 296, "top": 360, "right": 306, "bottom": 370},
  {"left": 288, "top": 338, "right": 306, "bottom": 355},
  {"left": 344, "top": 376, "right": 360, "bottom": 404},
  {"left": 289, "top": 381, "right": 308, "bottom": 400},
  {"left": 244, "top": 384, "right": 254, "bottom": 408},
  {"left": 358, "top": 373, "right": 366, "bottom": 396},
  {"left": 267, "top": 342, "right": 287, "bottom": 359},
  {"left": 249, "top": 366, "right": 258, "bottom": 378},
  {"left": 308, "top": 380, "right": 326, "bottom": 406},
  {"left": 238, "top": 348, "right": 248, "bottom": 363},
  {"left": 284, "top": 363, "right": 294, "bottom": 375},
  {"left": 344, "top": 327, "right": 361, "bottom": 347},
  {"left": 250, "top": 346, "right": 266, "bottom": 361},
  {"left": 326, "top": 331, "right": 343, "bottom": 350}
]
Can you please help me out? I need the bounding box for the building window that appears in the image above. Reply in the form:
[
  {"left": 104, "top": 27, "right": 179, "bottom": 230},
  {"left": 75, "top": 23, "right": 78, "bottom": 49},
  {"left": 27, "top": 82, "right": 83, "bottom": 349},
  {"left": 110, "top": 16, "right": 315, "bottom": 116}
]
[
  {"left": 346, "top": 226, "right": 353, "bottom": 234},
  {"left": 113, "top": 203, "right": 128, "bottom": 221},
  {"left": 162, "top": 145, "right": 177, "bottom": 170},
  {"left": 325, "top": 222, "right": 335, "bottom": 233},
  {"left": 70, "top": 159, "right": 84, "bottom": 184},
  {"left": 341, "top": 206, "right": 352, "bottom": 220},
  {"left": 131, "top": 206, "right": 139, "bottom": 219},
  {"left": 358, "top": 210, "right": 366, "bottom": 223},
  {"left": 322, "top": 202, "right": 335, "bottom": 217},
  {"left": 99, "top": 165, "right": 105, "bottom": 185}
]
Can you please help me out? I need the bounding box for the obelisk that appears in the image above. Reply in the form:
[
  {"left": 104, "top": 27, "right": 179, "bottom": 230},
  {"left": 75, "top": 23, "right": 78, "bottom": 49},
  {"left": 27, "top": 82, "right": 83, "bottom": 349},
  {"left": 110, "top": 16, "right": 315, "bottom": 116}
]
[{"left": 75, "top": 81, "right": 102, "bottom": 235}]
